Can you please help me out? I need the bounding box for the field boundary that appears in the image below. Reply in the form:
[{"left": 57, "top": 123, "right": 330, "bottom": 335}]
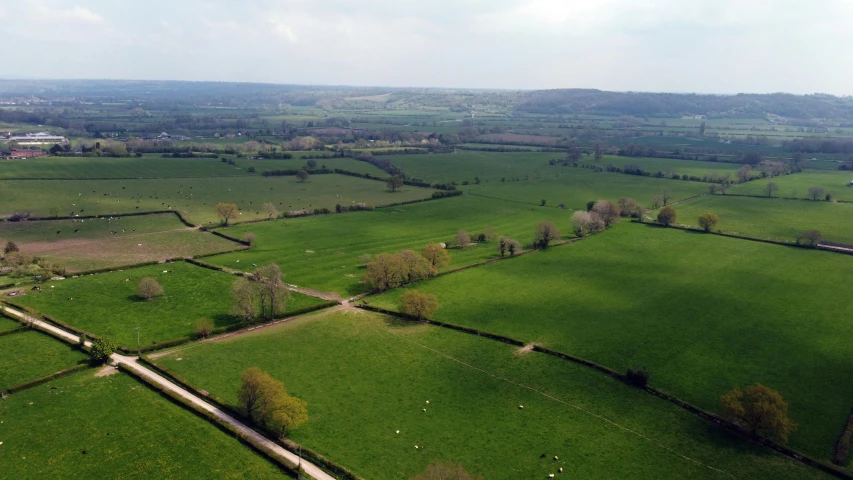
[
  {"left": 137, "top": 356, "right": 363, "bottom": 480},
  {"left": 354, "top": 304, "right": 853, "bottom": 480},
  {"left": 1, "top": 363, "right": 93, "bottom": 397},
  {"left": 633, "top": 220, "right": 853, "bottom": 256},
  {"left": 0, "top": 325, "right": 29, "bottom": 337}
]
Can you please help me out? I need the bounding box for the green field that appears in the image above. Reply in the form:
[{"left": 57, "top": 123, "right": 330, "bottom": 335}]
[
  {"left": 205, "top": 195, "right": 576, "bottom": 295},
  {"left": 369, "top": 224, "right": 853, "bottom": 461},
  {"left": 0, "top": 213, "right": 240, "bottom": 272},
  {"left": 463, "top": 169, "right": 707, "bottom": 209},
  {"left": 387, "top": 151, "right": 558, "bottom": 184},
  {"left": 152, "top": 310, "right": 829, "bottom": 480},
  {"left": 13, "top": 262, "right": 327, "bottom": 347},
  {"left": 581, "top": 155, "right": 743, "bottom": 179},
  {"left": 0, "top": 330, "right": 87, "bottom": 389},
  {"left": 0, "top": 155, "right": 247, "bottom": 179},
  {"left": 673, "top": 195, "right": 853, "bottom": 244},
  {"left": 236, "top": 156, "right": 388, "bottom": 177},
  {"left": 0, "top": 370, "right": 287, "bottom": 479},
  {"left": 0, "top": 174, "right": 438, "bottom": 225},
  {"left": 0, "top": 314, "right": 21, "bottom": 332},
  {"left": 730, "top": 170, "right": 853, "bottom": 201}
]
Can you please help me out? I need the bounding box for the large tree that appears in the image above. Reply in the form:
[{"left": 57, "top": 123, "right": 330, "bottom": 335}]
[
  {"left": 591, "top": 200, "right": 621, "bottom": 227},
  {"left": 251, "top": 263, "right": 290, "bottom": 321},
  {"left": 363, "top": 253, "right": 405, "bottom": 291},
  {"left": 422, "top": 243, "right": 450, "bottom": 268},
  {"left": 296, "top": 169, "right": 310, "bottom": 183},
  {"left": 387, "top": 175, "right": 404, "bottom": 192},
  {"left": 795, "top": 229, "right": 823, "bottom": 247},
  {"left": 720, "top": 384, "right": 797, "bottom": 442},
  {"left": 89, "top": 337, "right": 117, "bottom": 365},
  {"left": 533, "top": 221, "right": 560, "bottom": 249},
  {"left": 657, "top": 206, "right": 677, "bottom": 227},
  {"left": 697, "top": 213, "right": 719, "bottom": 232},
  {"left": 808, "top": 186, "right": 826, "bottom": 201},
  {"left": 136, "top": 277, "right": 164, "bottom": 301},
  {"left": 398, "top": 249, "right": 436, "bottom": 283},
  {"left": 400, "top": 290, "right": 439, "bottom": 320},
  {"left": 232, "top": 277, "right": 259, "bottom": 322},
  {"left": 763, "top": 181, "right": 779, "bottom": 197},
  {"left": 214, "top": 203, "right": 238, "bottom": 225},
  {"left": 736, "top": 164, "right": 753, "bottom": 183},
  {"left": 237, "top": 367, "right": 308, "bottom": 437}
]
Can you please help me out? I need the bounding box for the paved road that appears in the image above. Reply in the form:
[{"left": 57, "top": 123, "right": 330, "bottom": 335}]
[{"left": 0, "top": 304, "right": 335, "bottom": 480}]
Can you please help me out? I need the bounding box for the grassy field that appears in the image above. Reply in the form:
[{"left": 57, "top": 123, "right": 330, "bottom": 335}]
[
  {"left": 730, "top": 170, "right": 853, "bottom": 201},
  {"left": 152, "top": 310, "right": 830, "bottom": 480},
  {"left": 0, "top": 314, "right": 22, "bottom": 332},
  {"left": 13, "top": 262, "right": 327, "bottom": 347},
  {"left": 0, "top": 213, "right": 241, "bottom": 272},
  {"left": 673, "top": 195, "right": 853, "bottom": 245},
  {"left": 386, "top": 151, "right": 558, "bottom": 184},
  {"left": 0, "top": 155, "right": 247, "bottom": 179},
  {"left": 369, "top": 224, "right": 853, "bottom": 461},
  {"left": 205, "top": 195, "right": 576, "bottom": 295},
  {"left": 0, "top": 330, "right": 87, "bottom": 389},
  {"left": 580, "top": 155, "right": 743, "bottom": 178},
  {"left": 236, "top": 156, "right": 388, "bottom": 177},
  {"left": 0, "top": 369, "right": 287, "bottom": 479},
  {"left": 463, "top": 169, "right": 707, "bottom": 209},
  {"left": 0, "top": 174, "right": 438, "bottom": 225}
]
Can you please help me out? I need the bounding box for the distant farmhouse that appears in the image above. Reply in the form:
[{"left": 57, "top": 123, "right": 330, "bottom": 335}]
[
  {"left": 6, "top": 131, "right": 67, "bottom": 145},
  {"left": 1, "top": 148, "right": 48, "bottom": 159}
]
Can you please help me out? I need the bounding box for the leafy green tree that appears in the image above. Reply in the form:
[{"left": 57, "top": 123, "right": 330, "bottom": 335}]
[
  {"left": 720, "top": 384, "right": 797, "bottom": 442},
  {"left": 795, "top": 229, "right": 823, "bottom": 247},
  {"left": 400, "top": 290, "right": 439, "bottom": 320},
  {"left": 422, "top": 243, "right": 450, "bottom": 268},
  {"left": 296, "top": 169, "right": 310, "bottom": 183},
  {"left": 697, "top": 213, "right": 719, "bottom": 232},
  {"left": 363, "top": 253, "right": 406, "bottom": 291},
  {"left": 90, "top": 337, "right": 117, "bottom": 364},
  {"left": 763, "top": 181, "right": 779, "bottom": 197}
]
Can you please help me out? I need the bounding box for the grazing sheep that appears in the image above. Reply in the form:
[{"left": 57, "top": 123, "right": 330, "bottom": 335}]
[
  {"left": 553, "top": 456, "right": 558, "bottom": 461},
  {"left": 559, "top": 468, "right": 563, "bottom": 473},
  {"left": 540, "top": 453, "right": 546, "bottom": 458}
]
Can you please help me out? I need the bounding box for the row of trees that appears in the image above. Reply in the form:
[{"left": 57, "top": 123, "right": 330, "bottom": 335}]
[
  {"left": 232, "top": 264, "right": 290, "bottom": 323},
  {"left": 363, "top": 245, "right": 449, "bottom": 291},
  {"left": 238, "top": 367, "right": 308, "bottom": 438}
]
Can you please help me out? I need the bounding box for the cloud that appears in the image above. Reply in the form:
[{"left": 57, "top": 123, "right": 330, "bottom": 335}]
[
  {"left": 26, "top": 0, "right": 106, "bottom": 23},
  {"left": 2, "top": 0, "right": 853, "bottom": 95}
]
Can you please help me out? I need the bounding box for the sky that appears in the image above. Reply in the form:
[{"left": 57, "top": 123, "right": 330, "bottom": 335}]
[{"left": 3, "top": 0, "right": 853, "bottom": 95}]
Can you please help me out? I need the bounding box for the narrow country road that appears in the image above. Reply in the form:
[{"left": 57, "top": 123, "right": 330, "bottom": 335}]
[{"left": 0, "top": 304, "right": 336, "bottom": 480}]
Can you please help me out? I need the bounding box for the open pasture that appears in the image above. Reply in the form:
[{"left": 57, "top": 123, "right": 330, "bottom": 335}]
[
  {"left": 729, "top": 170, "right": 853, "bottom": 201},
  {"left": 369, "top": 224, "right": 853, "bottom": 461},
  {"left": 0, "top": 174, "right": 438, "bottom": 225},
  {"left": 386, "top": 151, "right": 557, "bottom": 184},
  {"left": 235, "top": 156, "right": 388, "bottom": 177},
  {"left": 205, "top": 195, "right": 576, "bottom": 295},
  {"left": 0, "top": 213, "right": 241, "bottom": 272},
  {"left": 581, "top": 155, "right": 743, "bottom": 179},
  {"left": 153, "top": 310, "right": 829, "bottom": 480},
  {"left": 0, "top": 155, "right": 246, "bottom": 179},
  {"left": 0, "top": 330, "right": 87, "bottom": 390},
  {"left": 673, "top": 195, "right": 853, "bottom": 245},
  {"left": 0, "top": 370, "right": 286, "bottom": 479},
  {"left": 463, "top": 169, "right": 707, "bottom": 209},
  {"left": 0, "top": 314, "right": 21, "bottom": 332},
  {"left": 13, "top": 261, "right": 326, "bottom": 348}
]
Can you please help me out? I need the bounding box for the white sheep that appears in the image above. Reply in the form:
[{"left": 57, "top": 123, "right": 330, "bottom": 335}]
[{"left": 519, "top": 405, "right": 524, "bottom": 409}]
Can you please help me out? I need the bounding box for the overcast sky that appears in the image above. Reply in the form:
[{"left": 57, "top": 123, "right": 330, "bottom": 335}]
[{"left": 4, "top": 0, "right": 853, "bottom": 95}]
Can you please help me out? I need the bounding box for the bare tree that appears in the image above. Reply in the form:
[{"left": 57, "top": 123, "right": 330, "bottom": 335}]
[
  {"left": 534, "top": 221, "right": 561, "bottom": 249},
  {"left": 808, "top": 186, "right": 826, "bottom": 201},
  {"left": 232, "top": 277, "right": 259, "bottom": 322},
  {"left": 214, "top": 203, "right": 239, "bottom": 225},
  {"left": 251, "top": 264, "right": 289, "bottom": 321},
  {"left": 651, "top": 194, "right": 664, "bottom": 209},
  {"left": 660, "top": 188, "right": 674, "bottom": 206},
  {"left": 617, "top": 197, "right": 640, "bottom": 217},
  {"left": 398, "top": 249, "right": 436, "bottom": 282},
  {"left": 763, "top": 181, "right": 779, "bottom": 197},
  {"left": 136, "top": 277, "right": 164, "bottom": 301},
  {"left": 454, "top": 230, "right": 471, "bottom": 249},
  {"left": 386, "top": 176, "right": 404, "bottom": 192},
  {"left": 795, "top": 229, "right": 823, "bottom": 247},
  {"left": 363, "top": 253, "right": 405, "bottom": 291},
  {"left": 263, "top": 202, "right": 279, "bottom": 220},
  {"left": 736, "top": 164, "right": 753, "bottom": 183}
]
